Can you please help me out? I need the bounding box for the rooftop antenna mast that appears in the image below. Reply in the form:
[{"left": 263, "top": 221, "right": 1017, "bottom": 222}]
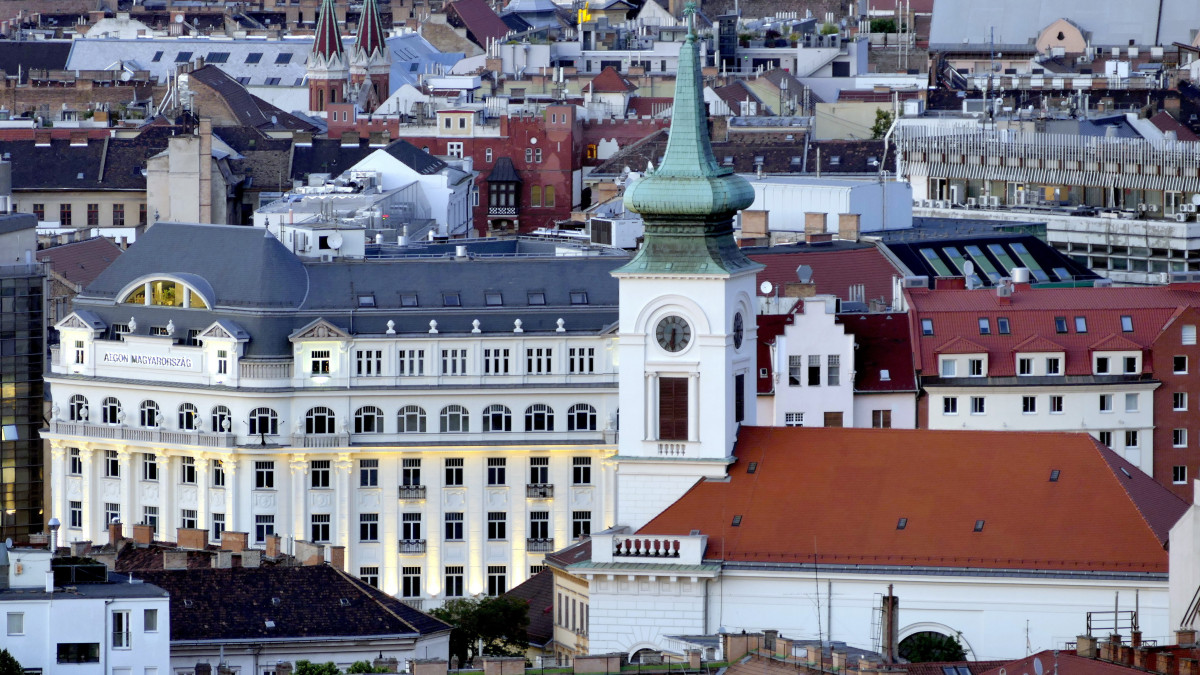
[{"left": 987, "top": 26, "right": 996, "bottom": 122}]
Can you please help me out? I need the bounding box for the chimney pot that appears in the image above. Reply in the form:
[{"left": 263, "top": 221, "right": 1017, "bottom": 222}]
[{"left": 132, "top": 524, "right": 154, "bottom": 545}]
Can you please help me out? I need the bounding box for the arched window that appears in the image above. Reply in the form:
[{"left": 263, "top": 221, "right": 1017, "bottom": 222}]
[
  {"left": 68, "top": 394, "right": 89, "bottom": 422},
  {"left": 178, "top": 403, "right": 199, "bottom": 431},
  {"left": 440, "top": 405, "right": 469, "bottom": 433},
  {"left": 249, "top": 407, "right": 278, "bottom": 436},
  {"left": 398, "top": 405, "right": 427, "bottom": 433},
  {"left": 354, "top": 406, "right": 383, "bottom": 434},
  {"left": 211, "top": 405, "right": 232, "bottom": 433},
  {"left": 482, "top": 404, "right": 512, "bottom": 432},
  {"left": 306, "top": 407, "right": 337, "bottom": 435},
  {"left": 544, "top": 185, "right": 556, "bottom": 208},
  {"left": 140, "top": 400, "right": 161, "bottom": 428},
  {"left": 120, "top": 278, "right": 209, "bottom": 308},
  {"left": 567, "top": 404, "right": 597, "bottom": 431},
  {"left": 102, "top": 397, "right": 122, "bottom": 425},
  {"left": 525, "top": 404, "right": 554, "bottom": 432},
  {"left": 317, "top": 89, "right": 324, "bottom": 110}
]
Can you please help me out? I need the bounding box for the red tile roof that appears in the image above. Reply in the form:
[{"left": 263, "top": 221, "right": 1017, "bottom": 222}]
[
  {"left": 1009, "top": 335, "right": 1064, "bottom": 353},
  {"left": 1149, "top": 111, "right": 1200, "bottom": 142},
  {"left": 902, "top": 663, "right": 1008, "bottom": 675},
  {"left": 626, "top": 96, "right": 673, "bottom": 117},
  {"left": 979, "top": 651, "right": 1139, "bottom": 675},
  {"left": 904, "top": 284, "right": 1200, "bottom": 376},
  {"left": 447, "top": 0, "right": 512, "bottom": 46},
  {"left": 935, "top": 335, "right": 986, "bottom": 354},
  {"left": 747, "top": 246, "right": 902, "bottom": 305},
  {"left": 37, "top": 237, "right": 123, "bottom": 289},
  {"left": 587, "top": 66, "right": 638, "bottom": 93},
  {"left": 639, "top": 426, "right": 1186, "bottom": 571},
  {"left": 838, "top": 312, "right": 917, "bottom": 392}
]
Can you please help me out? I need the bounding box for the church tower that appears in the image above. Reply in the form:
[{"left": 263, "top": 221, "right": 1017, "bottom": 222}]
[
  {"left": 350, "top": 0, "right": 391, "bottom": 110},
  {"left": 308, "top": 0, "right": 349, "bottom": 114},
  {"left": 613, "top": 4, "right": 761, "bottom": 530}
]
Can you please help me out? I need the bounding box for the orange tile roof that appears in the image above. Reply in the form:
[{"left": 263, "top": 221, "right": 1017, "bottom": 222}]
[
  {"left": 935, "top": 335, "right": 986, "bottom": 354},
  {"left": 979, "top": 651, "right": 1139, "bottom": 675},
  {"left": 639, "top": 426, "right": 1186, "bottom": 572},
  {"left": 747, "top": 246, "right": 902, "bottom": 305}
]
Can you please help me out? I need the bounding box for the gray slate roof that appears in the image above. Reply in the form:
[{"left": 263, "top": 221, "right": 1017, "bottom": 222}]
[{"left": 929, "top": 0, "right": 1200, "bottom": 48}]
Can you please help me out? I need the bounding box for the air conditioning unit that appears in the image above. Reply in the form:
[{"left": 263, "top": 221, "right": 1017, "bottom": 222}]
[
  {"left": 1149, "top": 204, "right": 1159, "bottom": 213},
  {"left": 934, "top": 200, "right": 947, "bottom": 209},
  {"left": 320, "top": 253, "right": 334, "bottom": 262},
  {"left": 967, "top": 197, "right": 977, "bottom": 207},
  {"left": 989, "top": 196, "right": 1001, "bottom": 207},
  {"left": 1177, "top": 213, "right": 1188, "bottom": 222},
  {"left": 901, "top": 275, "right": 930, "bottom": 288},
  {"left": 1093, "top": 278, "right": 1113, "bottom": 287},
  {"left": 1138, "top": 203, "right": 1148, "bottom": 212}
]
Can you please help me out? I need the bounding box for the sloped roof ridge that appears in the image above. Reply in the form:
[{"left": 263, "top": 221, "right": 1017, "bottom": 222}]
[
  {"left": 1089, "top": 333, "right": 1144, "bottom": 351},
  {"left": 1010, "top": 334, "right": 1065, "bottom": 352},
  {"left": 329, "top": 563, "right": 420, "bottom": 633},
  {"left": 935, "top": 335, "right": 987, "bottom": 353},
  {"left": 1090, "top": 438, "right": 1189, "bottom": 546}
]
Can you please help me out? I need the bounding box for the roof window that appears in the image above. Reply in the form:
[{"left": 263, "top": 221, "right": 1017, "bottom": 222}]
[
  {"left": 245, "top": 52, "right": 263, "bottom": 64},
  {"left": 920, "top": 318, "right": 934, "bottom": 336},
  {"left": 207, "top": 52, "right": 230, "bottom": 63},
  {"left": 175, "top": 51, "right": 193, "bottom": 63},
  {"left": 485, "top": 292, "right": 503, "bottom": 306},
  {"left": 731, "top": 515, "right": 742, "bottom": 527},
  {"left": 570, "top": 291, "right": 588, "bottom": 305},
  {"left": 997, "top": 317, "right": 1010, "bottom": 334},
  {"left": 265, "top": 77, "right": 281, "bottom": 86},
  {"left": 442, "top": 293, "right": 461, "bottom": 307},
  {"left": 400, "top": 294, "right": 418, "bottom": 307},
  {"left": 275, "top": 53, "right": 292, "bottom": 64},
  {"left": 896, "top": 517, "right": 907, "bottom": 530},
  {"left": 1121, "top": 315, "right": 1133, "bottom": 332},
  {"left": 747, "top": 461, "right": 758, "bottom": 474},
  {"left": 1054, "top": 316, "right": 1068, "bottom": 333},
  {"left": 1049, "top": 469, "right": 1061, "bottom": 482},
  {"left": 1074, "top": 316, "right": 1088, "bottom": 333},
  {"left": 357, "top": 294, "right": 375, "bottom": 308},
  {"left": 528, "top": 292, "right": 546, "bottom": 306},
  {"left": 151, "top": 50, "right": 164, "bottom": 62},
  {"left": 973, "top": 520, "right": 985, "bottom": 532}
]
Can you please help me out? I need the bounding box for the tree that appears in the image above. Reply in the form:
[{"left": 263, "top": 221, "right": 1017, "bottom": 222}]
[
  {"left": 347, "top": 661, "right": 390, "bottom": 673},
  {"left": 898, "top": 632, "right": 967, "bottom": 663},
  {"left": 0, "top": 649, "right": 22, "bottom": 675},
  {"left": 871, "top": 108, "right": 895, "bottom": 140},
  {"left": 820, "top": 22, "right": 838, "bottom": 35},
  {"left": 294, "top": 661, "right": 341, "bottom": 675},
  {"left": 430, "top": 596, "right": 531, "bottom": 665},
  {"left": 869, "top": 18, "right": 897, "bottom": 33}
]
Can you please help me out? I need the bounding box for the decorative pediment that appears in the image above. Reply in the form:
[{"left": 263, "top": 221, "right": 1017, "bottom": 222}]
[
  {"left": 289, "top": 318, "right": 351, "bottom": 341},
  {"left": 199, "top": 319, "right": 250, "bottom": 342},
  {"left": 56, "top": 310, "right": 106, "bottom": 334}
]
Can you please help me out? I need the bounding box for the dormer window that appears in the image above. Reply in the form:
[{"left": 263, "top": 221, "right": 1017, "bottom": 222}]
[
  {"left": 121, "top": 278, "right": 210, "bottom": 309},
  {"left": 311, "top": 350, "right": 331, "bottom": 375},
  {"left": 357, "top": 294, "right": 376, "bottom": 308}
]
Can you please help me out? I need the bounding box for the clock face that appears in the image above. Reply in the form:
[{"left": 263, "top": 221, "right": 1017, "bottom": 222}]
[
  {"left": 733, "top": 312, "right": 744, "bottom": 349},
  {"left": 655, "top": 315, "right": 692, "bottom": 353}
]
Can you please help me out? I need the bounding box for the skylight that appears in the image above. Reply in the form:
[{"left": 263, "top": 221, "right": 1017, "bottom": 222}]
[
  {"left": 1049, "top": 469, "right": 1061, "bottom": 482},
  {"left": 443, "top": 293, "right": 461, "bottom": 307},
  {"left": 245, "top": 52, "right": 263, "bottom": 64},
  {"left": 528, "top": 292, "right": 546, "bottom": 306},
  {"left": 357, "top": 294, "right": 375, "bottom": 308},
  {"left": 973, "top": 520, "right": 985, "bottom": 532},
  {"left": 485, "top": 292, "right": 503, "bottom": 306},
  {"left": 897, "top": 518, "right": 907, "bottom": 530},
  {"left": 570, "top": 291, "right": 588, "bottom": 305},
  {"left": 275, "top": 53, "right": 292, "bottom": 64},
  {"left": 401, "top": 294, "right": 418, "bottom": 307}
]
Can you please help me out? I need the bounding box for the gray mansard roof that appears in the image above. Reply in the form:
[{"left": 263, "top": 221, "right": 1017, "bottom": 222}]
[{"left": 74, "top": 222, "right": 626, "bottom": 357}]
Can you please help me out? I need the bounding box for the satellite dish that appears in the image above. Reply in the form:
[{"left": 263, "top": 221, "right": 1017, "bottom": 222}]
[
  {"left": 1033, "top": 657, "right": 1044, "bottom": 675},
  {"left": 328, "top": 233, "right": 343, "bottom": 250},
  {"left": 4, "top": 537, "right": 12, "bottom": 549},
  {"left": 963, "top": 260, "right": 975, "bottom": 276},
  {"left": 796, "top": 264, "right": 813, "bottom": 283},
  {"left": 760, "top": 280, "right": 774, "bottom": 295},
  {"left": 175, "top": 13, "right": 184, "bottom": 22},
  {"left": 1192, "top": 194, "right": 1200, "bottom": 206}
]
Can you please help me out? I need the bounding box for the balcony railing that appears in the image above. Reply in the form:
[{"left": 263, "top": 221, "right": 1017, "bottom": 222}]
[
  {"left": 398, "top": 485, "right": 427, "bottom": 500},
  {"left": 292, "top": 433, "right": 350, "bottom": 448},
  {"left": 47, "top": 420, "right": 237, "bottom": 448},
  {"left": 399, "top": 539, "right": 427, "bottom": 554},
  {"left": 239, "top": 359, "right": 293, "bottom": 379},
  {"left": 526, "top": 484, "right": 554, "bottom": 499},
  {"left": 527, "top": 538, "right": 555, "bottom": 552}
]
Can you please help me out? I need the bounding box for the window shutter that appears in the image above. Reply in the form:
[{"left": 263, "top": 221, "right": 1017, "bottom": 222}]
[{"left": 658, "top": 377, "right": 688, "bottom": 441}]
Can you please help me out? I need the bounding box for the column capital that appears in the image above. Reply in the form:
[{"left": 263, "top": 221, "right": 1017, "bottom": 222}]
[
  {"left": 50, "top": 444, "right": 67, "bottom": 459},
  {"left": 78, "top": 446, "right": 95, "bottom": 460},
  {"left": 335, "top": 452, "right": 354, "bottom": 473},
  {"left": 114, "top": 445, "right": 133, "bottom": 458},
  {"left": 289, "top": 454, "right": 309, "bottom": 473},
  {"left": 223, "top": 455, "right": 240, "bottom": 474},
  {"left": 153, "top": 448, "right": 171, "bottom": 460}
]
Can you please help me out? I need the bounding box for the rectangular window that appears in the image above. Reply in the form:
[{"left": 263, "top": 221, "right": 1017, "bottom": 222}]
[
  {"left": 1124, "top": 356, "right": 1138, "bottom": 374},
  {"left": 74, "top": 339, "right": 85, "bottom": 364},
  {"left": 68, "top": 447, "right": 82, "bottom": 475},
  {"left": 311, "top": 514, "right": 331, "bottom": 542},
  {"left": 784, "top": 412, "right": 804, "bottom": 426},
  {"left": 658, "top": 376, "right": 688, "bottom": 440},
  {"left": 569, "top": 347, "right": 596, "bottom": 373},
  {"left": 441, "top": 349, "right": 467, "bottom": 375},
  {"left": 1055, "top": 317, "right": 1068, "bottom": 333},
  {"left": 823, "top": 411, "right": 843, "bottom": 427},
  {"left": 112, "top": 203, "right": 125, "bottom": 226},
  {"left": 360, "top": 566, "right": 380, "bottom": 588},
  {"left": 1174, "top": 429, "right": 1188, "bottom": 448},
  {"left": 180, "top": 457, "right": 196, "bottom": 485},
  {"left": 827, "top": 355, "right": 840, "bottom": 386},
  {"left": 941, "top": 359, "right": 957, "bottom": 378},
  {"left": 788, "top": 355, "right": 803, "bottom": 386},
  {"left": 444, "top": 512, "right": 464, "bottom": 541},
  {"left": 1075, "top": 316, "right": 1087, "bottom": 333},
  {"left": 978, "top": 318, "right": 991, "bottom": 335},
  {"left": 1174, "top": 466, "right": 1188, "bottom": 484},
  {"left": 871, "top": 410, "right": 891, "bottom": 428},
  {"left": 487, "top": 565, "right": 507, "bottom": 596},
  {"left": 529, "top": 456, "right": 549, "bottom": 484},
  {"left": 69, "top": 500, "right": 83, "bottom": 528},
  {"left": 180, "top": 509, "right": 197, "bottom": 530},
  {"left": 921, "top": 318, "right": 934, "bottom": 336},
  {"left": 1176, "top": 356, "right": 1189, "bottom": 374},
  {"left": 483, "top": 348, "right": 510, "bottom": 375},
  {"left": 1125, "top": 393, "right": 1139, "bottom": 412},
  {"left": 968, "top": 358, "right": 983, "bottom": 377},
  {"left": 808, "top": 355, "right": 822, "bottom": 385},
  {"left": 997, "top": 317, "right": 1010, "bottom": 334},
  {"left": 216, "top": 349, "right": 229, "bottom": 375},
  {"left": 6, "top": 612, "right": 21, "bottom": 636},
  {"left": 971, "top": 396, "right": 985, "bottom": 414},
  {"left": 1176, "top": 392, "right": 1188, "bottom": 411},
  {"left": 1099, "top": 394, "right": 1113, "bottom": 412},
  {"left": 487, "top": 512, "right": 507, "bottom": 540},
  {"left": 57, "top": 643, "right": 100, "bottom": 664},
  {"left": 139, "top": 203, "right": 147, "bottom": 225},
  {"left": 399, "top": 349, "right": 425, "bottom": 376},
  {"left": 1022, "top": 396, "right": 1037, "bottom": 414},
  {"left": 211, "top": 460, "right": 225, "bottom": 487},
  {"left": 142, "top": 453, "right": 158, "bottom": 481},
  {"left": 310, "top": 460, "right": 331, "bottom": 488},
  {"left": 1018, "top": 358, "right": 1033, "bottom": 376},
  {"left": 487, "top": 457, "right": 506, "bottom": 485},
  {"left": 572, "top": 457, "right": 592, "bottom": 484},
  {"left": 1099, "top": 431, "right": 1113, "bottom": 448},
  {"left": 142, "top": 506, "right": 159, "bottom": 535},
  {"left": 1050, "top": 395, "right": 1064, "bottom": 414},
  {"left": 32, "top": 203, "right": 44, "bottom": 220},
  {"left": 447, "top": 141, "right": 464, "bottom": 158},
  {"left": 1046, "top": 357, "right": 1061, "bottom": 375},
  {"left": 255, "top": 514, "right": 274, "bottom": 543},
  {"left": 1125, "top": 430, "right": 1140, "bottom": 448},
  {"left": 402, "top": 512, "right": 422, "bottom": 541},
  {"left": 255, "top": 461, "right": 274, "bottom": 489},
  {"left": 402, "top": 567, "right": 422, "bottom": 598},
  {"left": 60, "top": 203, "right": 72, "bottom": 226},
  {"left": 356, "top": 349, "right": 383, "bottom": 376},
  {"left": 105, "top": 502, "right": 120, "bottom": 527},
  {"left": 360, "top": 459, "right": 379, "bottom": 487},
  {"left": 943, "top": 397, "right": 958, "bottom": 415},
  {"left": 211, "top": 513, "right": 225, "bottom": 541},
  {"left": 527, "top": 347, "right": 553, "bottom": 374},
  {"left": 445, "top": 566, "right": 465, "bottom": 597},
  {"left": 112, "top": 610, "right": 130, "bottom": 648},
  {"left": 572, "top": 511, "right": 591, "bottom": 539},
  {"left": 1185, "top": 325, "right": 1198, "bottom": 346},
  {"left": 529, "top": 511, "right": 549, "bottom": 539},
  {"left": 310, "top": 349, "right": 331, "bottom": 375},
  {"left": 445, "top": 458, "right": 464, "bottom": 486},
  {"left": 143, "top": 607, "right": 158, "bottom": 633},
  {"left": 485, "top": 148, "right": 493, "bottom": 162},
  {"left": 360, "top": 513, "right": 379, "bottom": 541},
  {"left": 1121, "top": 315, "right": 1133, "bottom": 332},
  {"left": 87, "top": 203, "right": 99, "bottom": 226}
]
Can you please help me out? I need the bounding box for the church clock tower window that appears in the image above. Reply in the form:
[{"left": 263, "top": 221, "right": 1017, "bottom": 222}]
[{"left": 658, "top": 377, "right": 688, "bottom": 441}]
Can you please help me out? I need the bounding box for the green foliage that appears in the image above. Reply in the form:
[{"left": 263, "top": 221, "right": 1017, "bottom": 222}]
[
  {"left": 347, "top": 661, "right": 390, "bottom": 673},
  {"left": 819, "top": 22, "right": 838, "bottom": 35},
  {"left": 430, "top": 596, "right": 531, "bottom": 665},
  {"left": 294, "top": 660, "right": 341, "bottom": 675},
  {"left": 869, "top": 18, "right": 897, "bottom": 33},
  {"left": 0, "top": 649, "right": 23, "bottom": 675},
  {"left": 870, "top": 108, "right": 895, "bottom": 140},
  {"left": 898, "top": 632, "right": 967, "bottom": 663}
]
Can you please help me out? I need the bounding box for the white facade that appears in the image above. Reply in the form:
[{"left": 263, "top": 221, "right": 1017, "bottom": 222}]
[
  {"left": 1, "top": 549, "right": 172, "bottom": 674},
  {"left": 743, "top": 177, "right": 914, "bottom": 234},
  {"left": 581, "top": 533, "right": 1170, "bottom": 661},
  {"left": 167, "top": 627, "right": 449, "bottom": 674},
  {"left": 347, "top": 150, "right": 475, "bottom": 235},
  {"left": 766, "top": 297, "right": 856, "bottom": 427},
  {"left": 1170, "top": 478, "right": 1200, "bottom": 630}
]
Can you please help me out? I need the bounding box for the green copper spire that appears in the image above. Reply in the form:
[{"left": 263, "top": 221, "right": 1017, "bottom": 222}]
[{"left": 618, "top": 4, "right": 759, "bottom": 275}]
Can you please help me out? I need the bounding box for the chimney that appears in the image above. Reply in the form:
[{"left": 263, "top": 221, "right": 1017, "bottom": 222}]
[
  {"left": 1075, "top": 635, "right": 1097, "bottom": 658},
  {"left": 163, "top": 550, "right": 189, "bottom": 570},
  {"left": 265, "top": 534, "right": 282, "bottom": 558},
  {"left": 1177, "top": 629, "right": 1197, "bottom": 645},
  {"left": 195, "top": 664, "right": 213, "bottom": 675},
  {"left": 328, "top": 545, "right": 345, "bottom": 571},
  {"left": 132, "top": 524, "right": 154, "bottom": 545},
  {"left": 1157, "top": 652, "right": 1176, "bottom": 675},
  {"left": 763, "top": 629, "right": 778, "bottom": 651},
  {"left": 1133, "top": 648, "right": 1149, "bottom": 669},
  {"left": 1181, "top": 657, "right": 1198, "bottom": 675},
  {"left": 881, "top": 585, "right": 900, "bottom": 664},
  {"left": 198, "top": 118, "right": 213, "bottom": 223},
  {"left": 804, "top": 211, "right": 826, "bottom": 241},
  {"left": 832, "top": 651, "right": 847, "bottom": 671},
  {"left": 212, "top": 550, "right": 234, "bottom": 568},
  {"left": 220, "top": 531, "right": 247, "bottom": 553},
  {"left": 177, "top": 527, "right": 207, "bottom": 550},
  {"left": 1132, "top": 630, "right": 1143, "bottom": 648},
  {"left": 241, "top": 550, "right": 262, "bottom": 568},
  {"left": 70, "top": 541, "right": 92, "bottom": 557},
  {"left": 108, "top": 521, "right": 123, "bottom": 546},
  {"left": 837, "top": 213, "right": 861, "bottom": 242}
]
